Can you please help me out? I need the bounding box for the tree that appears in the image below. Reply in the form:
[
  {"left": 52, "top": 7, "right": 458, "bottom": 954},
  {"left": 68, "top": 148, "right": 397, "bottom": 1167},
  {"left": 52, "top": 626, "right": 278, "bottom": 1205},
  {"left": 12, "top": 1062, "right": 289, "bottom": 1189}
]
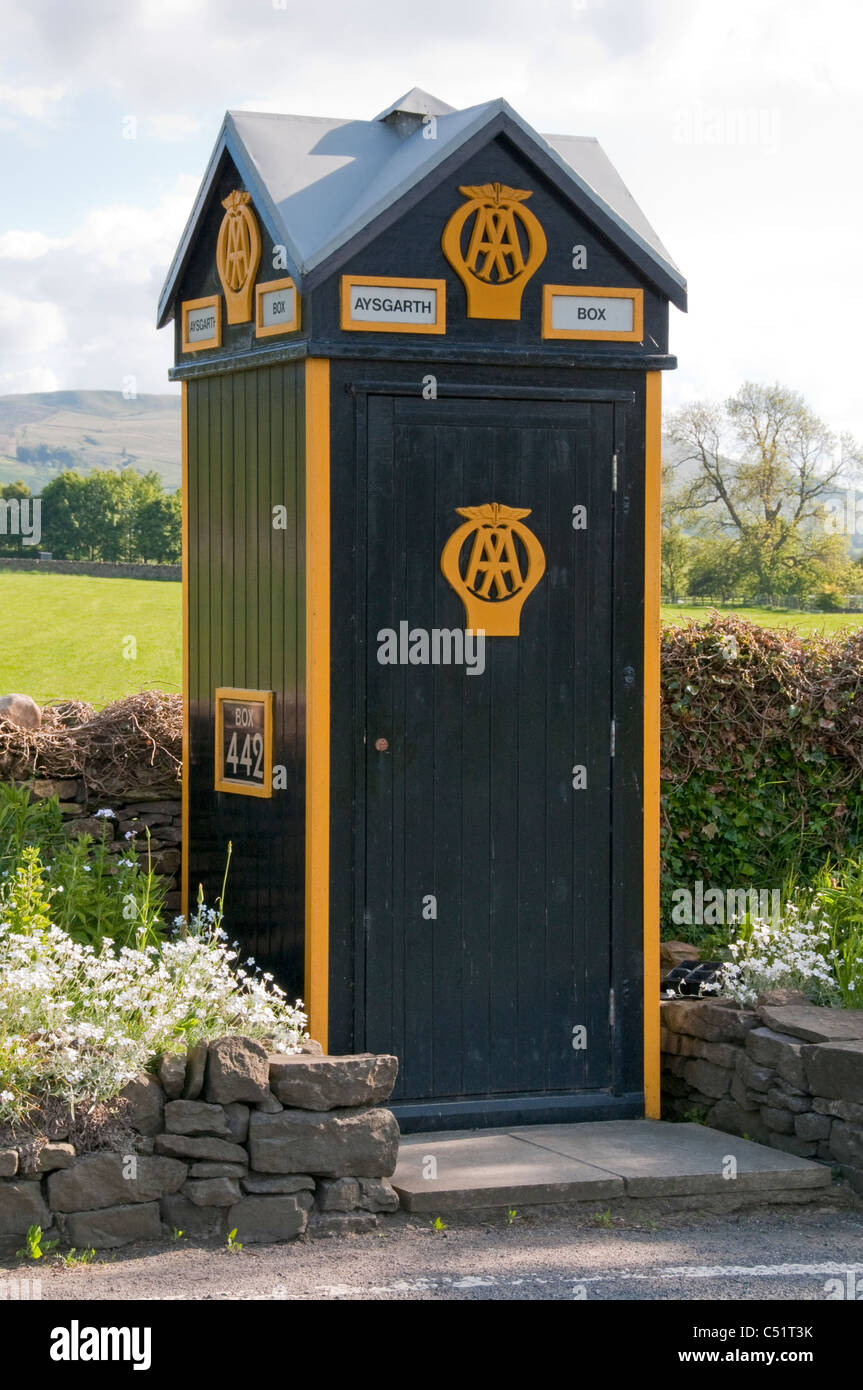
[
  {"left": 666, "top": 383, "right": 862, "bottom": 596},
  {"left": 40, "top": 468, "right": 180, "bottom": 563},
  {"left": 661, "top": 523, "right": 691, "bottom": 600},
  {"left": 134, "top": 489, "right": 181, "bottom": 562},
  {"left": 686, "top": 536, "right": 747, "bottom": 602},
  {"left": 40, "top": 471, "right": 90, "bottom": 558}
]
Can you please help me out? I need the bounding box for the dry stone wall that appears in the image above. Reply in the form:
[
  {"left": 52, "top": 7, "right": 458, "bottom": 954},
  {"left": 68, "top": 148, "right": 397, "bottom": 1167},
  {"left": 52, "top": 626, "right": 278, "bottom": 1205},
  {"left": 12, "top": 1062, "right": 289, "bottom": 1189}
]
[
  {"left": 0, "top": 558, "right": 180, "bottom": 581},
  {"left": 0, "top": 1039, "right": 400, "bottom": 1251},
  {"left": 18, "top": 775, "right": 182, "bottom": 912},
  {"left": 661, "top": 997, "right": 863, "bottom": 1193}
]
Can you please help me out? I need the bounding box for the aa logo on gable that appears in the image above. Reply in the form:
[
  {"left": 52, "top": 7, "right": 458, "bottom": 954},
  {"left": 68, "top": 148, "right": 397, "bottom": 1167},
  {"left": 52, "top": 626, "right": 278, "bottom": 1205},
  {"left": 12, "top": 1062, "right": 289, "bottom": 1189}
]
[
  {"left": 216, "top": 189, "right": 261, "bottom": 323},
  {"left": 440, "top": 502, "right": 546, "bottom": 636},
  {"left": 442, "top": 183, "right": 547, "bottom": 320}
]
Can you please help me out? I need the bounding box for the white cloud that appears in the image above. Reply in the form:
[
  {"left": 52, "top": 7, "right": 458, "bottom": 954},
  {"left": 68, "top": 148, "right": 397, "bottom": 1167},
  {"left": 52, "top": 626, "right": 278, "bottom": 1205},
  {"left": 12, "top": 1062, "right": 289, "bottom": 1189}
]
[
  {"left": 0, "top": 289, "right": 65, "bottom": 355},
  {"left": 0, "top": 230, "right": 69, "bottom": 260},
  {"left": 0, "top": 82, "right": 65, "bottom": 120},
  {"left": 145, "top": 113, "right": 204, "bottom": 142},
  {"left": 0, "top": 184, "right": 192, "bottom": 393},
  {"left": 0, "top": 365, "right": 61, "bottom": 394}
]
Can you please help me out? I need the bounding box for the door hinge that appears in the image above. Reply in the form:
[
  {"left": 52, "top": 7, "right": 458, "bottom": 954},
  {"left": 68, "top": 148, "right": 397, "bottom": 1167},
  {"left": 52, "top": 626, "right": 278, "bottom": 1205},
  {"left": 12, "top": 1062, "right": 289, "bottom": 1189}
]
[
  {"left": 609, "top": 988, "right": 616, "bottom": 1027},
  {"left": 611, "top": 452, "right": 618, "bottom": 492},
  {"left": 610, "top": 718, "right": 616, "bottom": 757}
]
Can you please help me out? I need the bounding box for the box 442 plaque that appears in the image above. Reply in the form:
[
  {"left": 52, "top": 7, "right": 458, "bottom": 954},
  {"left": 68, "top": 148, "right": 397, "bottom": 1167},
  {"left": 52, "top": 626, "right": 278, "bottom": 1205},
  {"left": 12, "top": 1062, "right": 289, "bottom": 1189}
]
[{"left": 214, "top": 688, "right": 273, "bottom": 797}]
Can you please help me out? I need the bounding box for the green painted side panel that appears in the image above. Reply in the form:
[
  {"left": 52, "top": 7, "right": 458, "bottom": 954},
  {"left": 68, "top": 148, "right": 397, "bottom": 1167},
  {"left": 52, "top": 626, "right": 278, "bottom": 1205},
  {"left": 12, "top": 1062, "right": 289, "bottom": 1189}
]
[{"left": 186, "top": 362, "right": 306, "bottom": 993}]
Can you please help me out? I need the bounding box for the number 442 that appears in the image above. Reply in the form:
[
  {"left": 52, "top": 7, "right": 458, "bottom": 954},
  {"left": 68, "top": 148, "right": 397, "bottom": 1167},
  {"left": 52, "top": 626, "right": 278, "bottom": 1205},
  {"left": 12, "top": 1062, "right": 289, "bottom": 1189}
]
[{"left": 226, "top": 731, "right": 264, "bottom": 779}]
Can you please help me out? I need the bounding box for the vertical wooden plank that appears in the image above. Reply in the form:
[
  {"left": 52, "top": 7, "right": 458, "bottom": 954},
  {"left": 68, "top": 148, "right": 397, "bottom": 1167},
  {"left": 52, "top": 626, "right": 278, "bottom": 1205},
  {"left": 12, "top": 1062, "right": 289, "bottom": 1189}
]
[
  {"left": 582, "top": 403, "right": 614, "bottom": 1091},
  {"left": 399, "top": 417, "right": 435, "bottom": 1098},
  {"left": 430, "top": 421, "right": 465, "bottom": 1099},
  {"left": 459, "top": 420, "right": 493, "bottom": 1099},
  {"left": 363, "top": 396, "right": 397, "bottom": 1067},
  {"left": 305, "top": 358, "right": 331, "bottom": 1049},
  {"left": 181, "top": 380, "right": 190, "bottom": 919},
  {"left": 245, "top": 370, "right": 259, "bottom": 686},
  {"left": 643, "top": 371, "right": 662, "bottom": 1117}
]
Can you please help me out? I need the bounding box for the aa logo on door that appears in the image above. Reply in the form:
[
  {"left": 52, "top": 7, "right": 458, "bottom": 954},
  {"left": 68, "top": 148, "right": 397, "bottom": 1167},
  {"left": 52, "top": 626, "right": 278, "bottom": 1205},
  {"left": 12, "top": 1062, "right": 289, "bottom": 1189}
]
[
  {"left": 216, "top": 189, "right": 261, "bottom": 323},
  {"left": 442, "top": 183, "right": 547, "bottom": 320},
  {"left": 440, "top": 503, "right": 546, "bottom": 636}
]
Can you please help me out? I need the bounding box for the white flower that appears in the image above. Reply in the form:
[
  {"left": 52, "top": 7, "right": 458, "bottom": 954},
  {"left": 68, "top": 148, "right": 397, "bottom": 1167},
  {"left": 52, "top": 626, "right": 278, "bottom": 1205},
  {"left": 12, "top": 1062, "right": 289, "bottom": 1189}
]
[
  {"left": 94, "top": 809, "right": 115, "bottom": 819},
  {"left": 124, "top": 831, "right": 137, "bottom": 840}
]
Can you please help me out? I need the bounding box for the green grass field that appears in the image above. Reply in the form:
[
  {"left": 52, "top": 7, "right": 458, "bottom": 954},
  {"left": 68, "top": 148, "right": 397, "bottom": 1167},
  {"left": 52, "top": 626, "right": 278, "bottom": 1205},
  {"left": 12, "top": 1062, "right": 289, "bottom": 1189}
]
[
  {"left": 0, "top": 571, "right": 181, "bottom": 708},
  {"left": 0, "top": 573, "right": 860, "bottom": 711},
  {"left": 661, "top": 604, "right": 863, "bottom": 635}
]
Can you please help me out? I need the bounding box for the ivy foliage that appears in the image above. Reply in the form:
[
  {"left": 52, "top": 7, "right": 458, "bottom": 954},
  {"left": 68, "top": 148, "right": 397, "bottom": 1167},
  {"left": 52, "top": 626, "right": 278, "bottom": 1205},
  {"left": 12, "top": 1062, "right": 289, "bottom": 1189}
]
[{"left": 661, "top": 615, "right": 863, "bottom": 939}]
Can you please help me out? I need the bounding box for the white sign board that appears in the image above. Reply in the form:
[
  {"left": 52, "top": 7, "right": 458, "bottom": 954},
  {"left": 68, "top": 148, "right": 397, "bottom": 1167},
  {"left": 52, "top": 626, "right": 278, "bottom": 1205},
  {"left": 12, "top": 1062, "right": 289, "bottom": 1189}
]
[
  {"left": 256, "top": 278, "right": 299, "bottom": 336},
  {"left": 260, "top": 285, "right": 296, "bottom": 328},
  {"left": 551, "top": 294, "right": 633, "bottom": 334},
  {"left": 186, "top": 305, "right": 217, "bottom": 342},
  {"left": 542, "top": 286, "right": 643, "bottom": 342},
  {"left": 341, "top": 277, "right": 446, "bottom": 333}
]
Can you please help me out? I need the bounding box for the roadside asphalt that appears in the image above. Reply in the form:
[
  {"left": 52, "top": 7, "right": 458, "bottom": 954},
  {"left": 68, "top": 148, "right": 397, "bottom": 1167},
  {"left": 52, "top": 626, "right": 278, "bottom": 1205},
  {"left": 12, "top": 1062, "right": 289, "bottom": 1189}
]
[{"left": 7, "top": 1201, "right": 863, "bottom": 1302}]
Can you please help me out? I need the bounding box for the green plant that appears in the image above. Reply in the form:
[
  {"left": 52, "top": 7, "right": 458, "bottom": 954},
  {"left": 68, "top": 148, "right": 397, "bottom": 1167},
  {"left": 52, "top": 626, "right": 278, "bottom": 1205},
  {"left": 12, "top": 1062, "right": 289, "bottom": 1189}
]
[
  {"left": 226, "top": 1228, "right": 243, "bottom": 1254},
  {"left": 661, "top": 617, "right": 863, "bottom": 946},
  {"left": 0, "top": 784, "right": 64, "bottom": 876},
  {"left": 593, "top": 1209, "right": 613, "bottom": 1229},
  {"left": 47, "top": 826, "right": 168, "bottom": 950},
  {"left": 56, "top": 1247, "right": 96, "bottom": 1267},
  {"left": 505, "top": 1208, "right": 517, "bottom": 1226},
  {"left": 16, "top": 1224, "right": 58, "bottom": 1261},
  {"left": 720, "top": 905, "right": 838, "bottom": 1007},
  {"left": 682, "top": 1106, "right": 708, "bottom": 1125},
  {"left": 170, "top": 1228, "right": 184, "bottom": 1242},
  {"left": 430, "top": 1216, "right": 447, "bottom": 1232}
]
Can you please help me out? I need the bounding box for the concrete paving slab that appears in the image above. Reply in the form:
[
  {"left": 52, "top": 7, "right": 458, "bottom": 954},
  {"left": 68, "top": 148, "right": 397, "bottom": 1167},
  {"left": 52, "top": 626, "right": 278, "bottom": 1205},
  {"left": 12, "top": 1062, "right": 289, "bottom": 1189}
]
[
  {"left": 509, "top": 1120, "right": 832, "bottom": 1197},
  {"left": 391, "top": 1131, "right": 624, "bottom": 1212}
]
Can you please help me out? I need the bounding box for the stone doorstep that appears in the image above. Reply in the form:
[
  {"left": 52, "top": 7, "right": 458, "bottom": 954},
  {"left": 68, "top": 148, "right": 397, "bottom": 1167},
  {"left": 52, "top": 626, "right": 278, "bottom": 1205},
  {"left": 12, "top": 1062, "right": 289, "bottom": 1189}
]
[{"left": 390, "top": 1120, "right": 833, "bottom": 1214}]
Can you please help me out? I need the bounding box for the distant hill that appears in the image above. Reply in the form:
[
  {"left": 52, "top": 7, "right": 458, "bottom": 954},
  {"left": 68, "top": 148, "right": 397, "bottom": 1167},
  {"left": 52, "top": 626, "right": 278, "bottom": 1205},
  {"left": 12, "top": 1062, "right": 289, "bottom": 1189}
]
[{"left": 0, "top": 390, "right": 181, "bottom": 492}]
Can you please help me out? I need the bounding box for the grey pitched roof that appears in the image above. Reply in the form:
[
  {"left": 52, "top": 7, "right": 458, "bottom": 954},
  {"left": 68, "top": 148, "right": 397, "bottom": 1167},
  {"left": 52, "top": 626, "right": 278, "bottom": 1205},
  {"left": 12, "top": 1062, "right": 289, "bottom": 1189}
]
[{"left": 158, "top": 91, "right": 686, "bottom": 327}]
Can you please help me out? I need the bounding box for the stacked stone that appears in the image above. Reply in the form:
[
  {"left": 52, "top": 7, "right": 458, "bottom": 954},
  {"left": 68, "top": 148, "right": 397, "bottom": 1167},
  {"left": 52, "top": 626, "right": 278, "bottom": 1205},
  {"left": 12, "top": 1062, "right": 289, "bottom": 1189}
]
[
  {"left": 16, "top": 778, "right": 182, "bottom": 913},
  {"left": 0, "top": 1038, "right": 400, "bottom": 1251},
  {"left": 661, "top": 998, "right": 863, "bottom": 1193}
]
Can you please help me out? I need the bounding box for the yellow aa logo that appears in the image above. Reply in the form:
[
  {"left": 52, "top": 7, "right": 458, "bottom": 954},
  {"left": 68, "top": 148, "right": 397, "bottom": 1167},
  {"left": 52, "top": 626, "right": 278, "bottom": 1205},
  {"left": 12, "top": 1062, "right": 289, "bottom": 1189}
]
[
  {"left": 216, "top": 189, "right": 261, "bottom": 324},
  {"left": 440, "top": 503, "right": 546, "bottom": 636},
  {"left": 442, "top": 183, "right": 547, "bottom": 320},
  {"left": 464, "top": 522, "right": 525, "bottom": 598},
  {"left": 223, "top": 215, "right": 252, "bottom": 290},
  {"left": 464, "top": 199, "right": 527, "bottom": 284}
]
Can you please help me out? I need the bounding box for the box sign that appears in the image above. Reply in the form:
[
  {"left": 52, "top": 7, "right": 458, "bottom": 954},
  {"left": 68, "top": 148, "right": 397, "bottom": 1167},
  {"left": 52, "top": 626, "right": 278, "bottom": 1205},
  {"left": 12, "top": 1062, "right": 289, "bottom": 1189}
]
[
  {"left": 181, "top": 295, "right": 221, "bottom": 352},
  {"left": 542, "top": 286, "right": 643, "bottom": 342},
  {"left": 341, "top": 275, "right": 446, "bottom": 334},
  {"left": 214, "top": 687, "right": 273, "bottom": 797},
  {"left": 256, "top": 277, "right": 300, "bottom": 337}
]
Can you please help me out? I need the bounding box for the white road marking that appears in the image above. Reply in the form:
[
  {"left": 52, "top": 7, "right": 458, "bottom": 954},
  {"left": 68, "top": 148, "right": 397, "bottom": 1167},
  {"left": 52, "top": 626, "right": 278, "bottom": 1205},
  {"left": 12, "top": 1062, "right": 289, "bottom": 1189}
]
[{"left": 309, "top": 1262, "right": 863, "bottom": 1297}]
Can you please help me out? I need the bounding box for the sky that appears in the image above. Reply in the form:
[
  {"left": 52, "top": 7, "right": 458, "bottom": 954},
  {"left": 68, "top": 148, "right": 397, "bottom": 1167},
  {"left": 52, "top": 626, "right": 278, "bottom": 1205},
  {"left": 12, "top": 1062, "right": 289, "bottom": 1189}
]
[{"left": 1, "top": 0, "right": 862, "bottom": 438}]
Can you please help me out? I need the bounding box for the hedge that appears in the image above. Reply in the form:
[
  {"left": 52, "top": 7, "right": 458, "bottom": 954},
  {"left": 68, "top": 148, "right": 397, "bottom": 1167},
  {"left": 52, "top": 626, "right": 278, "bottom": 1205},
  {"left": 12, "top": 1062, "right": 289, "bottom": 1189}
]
[{"left": 660, "top": 614, "right": 863, "bottom": 934}]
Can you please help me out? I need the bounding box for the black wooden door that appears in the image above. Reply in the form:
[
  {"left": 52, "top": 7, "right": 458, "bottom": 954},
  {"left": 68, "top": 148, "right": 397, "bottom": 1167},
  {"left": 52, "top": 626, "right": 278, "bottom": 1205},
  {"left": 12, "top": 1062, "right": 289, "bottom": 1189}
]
[{"left": 361, "top": 393, "right": 616, "bottom": 1113}]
